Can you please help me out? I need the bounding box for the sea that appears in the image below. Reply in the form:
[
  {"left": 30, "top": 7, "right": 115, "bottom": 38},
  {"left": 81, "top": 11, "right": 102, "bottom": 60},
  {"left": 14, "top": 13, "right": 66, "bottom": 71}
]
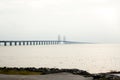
[{"left": 0, "top": 44, "right": 120, "bottom": 73}]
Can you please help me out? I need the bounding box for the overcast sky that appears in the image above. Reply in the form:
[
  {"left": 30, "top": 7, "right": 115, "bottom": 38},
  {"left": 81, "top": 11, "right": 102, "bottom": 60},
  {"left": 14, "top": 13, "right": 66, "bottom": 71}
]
[{"left": 0, "top": 0, "right": 120, "bottom": 43}]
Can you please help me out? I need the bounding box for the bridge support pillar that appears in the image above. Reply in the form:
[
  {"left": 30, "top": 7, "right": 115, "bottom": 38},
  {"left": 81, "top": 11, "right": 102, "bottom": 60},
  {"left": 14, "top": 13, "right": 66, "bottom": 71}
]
[
  {"left": 15, "top": 42, "right": 17, "bottom": 46},
  {"left": 4, "top": 42, "right": 7, "bottom": 46},
  {"left": 19, "top": 42, "right": 21, "bottom": 45},
  {"left": 10, "top": 42, "right": 12, "bottom": 46},
  {"left": 41, "top": 41, "right": 43, "bottom": 45},
  {"left": 23, "top": 42, "right": 25, "bottom": 45},
  {"left": 26, "top": 41, "right": 29, "bottom": 45},
  {"left": 36, "top": 42, "right": 38, "bottom": 45}
]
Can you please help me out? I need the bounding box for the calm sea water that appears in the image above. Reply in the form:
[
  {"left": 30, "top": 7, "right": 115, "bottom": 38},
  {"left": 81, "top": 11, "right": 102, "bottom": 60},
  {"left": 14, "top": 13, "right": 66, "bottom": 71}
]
[{"left": 0, "top": 44, "right": 120, "bottom": 73}]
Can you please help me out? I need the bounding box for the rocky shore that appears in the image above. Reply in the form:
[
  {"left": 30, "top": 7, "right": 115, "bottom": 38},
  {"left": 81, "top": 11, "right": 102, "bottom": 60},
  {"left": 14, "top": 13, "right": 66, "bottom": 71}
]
[
  {"left": 92, "top": 71, "right": 120, "bottom": 80},
  {"left": 0, "top": 67, "right": 120, "bottom": 80}
]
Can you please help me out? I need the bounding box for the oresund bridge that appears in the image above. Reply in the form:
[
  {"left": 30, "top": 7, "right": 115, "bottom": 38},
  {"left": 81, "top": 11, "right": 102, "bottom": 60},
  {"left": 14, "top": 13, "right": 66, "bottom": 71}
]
[{"left": 0, "top": 36, "right": 80, "bottom": 46}]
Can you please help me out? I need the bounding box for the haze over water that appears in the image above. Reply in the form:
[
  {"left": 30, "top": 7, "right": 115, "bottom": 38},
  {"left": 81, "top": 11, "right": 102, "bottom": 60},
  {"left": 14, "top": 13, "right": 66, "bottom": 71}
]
[{"left": 0, "top": 44, "right": 120, "bottom": 73}]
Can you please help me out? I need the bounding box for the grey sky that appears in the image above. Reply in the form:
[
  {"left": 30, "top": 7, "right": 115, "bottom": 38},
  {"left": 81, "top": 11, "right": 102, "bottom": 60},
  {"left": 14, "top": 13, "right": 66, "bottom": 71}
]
[{"left": 0, "top": 0, "right": 120, "bottom": 43}]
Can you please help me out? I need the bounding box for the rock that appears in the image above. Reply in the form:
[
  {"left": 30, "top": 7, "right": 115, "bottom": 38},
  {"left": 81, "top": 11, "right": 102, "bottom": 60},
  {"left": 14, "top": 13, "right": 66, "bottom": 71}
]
[
  {"left": 92, "top": 74, "right": 104, "bottom": 80},
  {"left": 105, "top": 74, "right": 120, "bottom": 80}
]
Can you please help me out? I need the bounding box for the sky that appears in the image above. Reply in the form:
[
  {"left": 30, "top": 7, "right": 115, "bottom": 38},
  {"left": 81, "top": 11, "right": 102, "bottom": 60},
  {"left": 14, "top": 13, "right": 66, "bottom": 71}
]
[{"left": 0, "top": 0, "right": 120, "bottom": 43}]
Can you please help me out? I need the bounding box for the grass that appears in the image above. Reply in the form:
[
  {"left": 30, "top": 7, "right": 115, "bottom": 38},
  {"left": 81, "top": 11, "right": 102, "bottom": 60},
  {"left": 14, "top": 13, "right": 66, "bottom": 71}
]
[{"left": 0, "top": 69, "right": 42, "bottom": 75}]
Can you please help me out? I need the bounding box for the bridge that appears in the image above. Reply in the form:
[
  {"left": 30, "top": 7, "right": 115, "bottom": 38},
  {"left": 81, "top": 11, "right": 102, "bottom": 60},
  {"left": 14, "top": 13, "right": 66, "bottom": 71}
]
[
  {"left": 0, "top": 41, "right": 82, "bottom": 46},
  {"left": 0, "top": 36, "right": 80, "bottom": 46},
  {"left": 0, "top": 40, "right": 61, "bottom": 46}
]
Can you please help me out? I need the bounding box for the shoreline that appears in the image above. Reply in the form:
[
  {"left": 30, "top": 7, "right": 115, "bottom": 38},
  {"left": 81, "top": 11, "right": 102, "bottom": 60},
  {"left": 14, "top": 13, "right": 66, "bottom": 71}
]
[
  {"left": 0, "top": 72, "right": 93, "bottom": 80},
  {"left": 0, "top": 67, "right": 120, "bottom": 80}
]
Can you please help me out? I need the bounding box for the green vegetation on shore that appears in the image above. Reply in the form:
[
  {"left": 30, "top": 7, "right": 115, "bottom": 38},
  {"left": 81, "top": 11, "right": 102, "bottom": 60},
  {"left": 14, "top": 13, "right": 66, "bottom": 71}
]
[
  {"left": 0, "top": 67, "right": 91, "bottom": 75},
  {"left": 0, "top": 67, "right": 41, "bottom": 75},
  {"left": 0, "top": 69, "right": 41, "bottom": 75}
]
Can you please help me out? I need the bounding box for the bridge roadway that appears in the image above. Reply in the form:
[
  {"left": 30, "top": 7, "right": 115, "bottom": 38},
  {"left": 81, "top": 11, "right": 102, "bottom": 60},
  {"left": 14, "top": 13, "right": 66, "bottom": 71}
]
[
  {"left": 0, "top": 40, "right": 61, "bottom": 46},
  {"left": 0, "top": 40, "right": 81, "bottom": 46}
]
